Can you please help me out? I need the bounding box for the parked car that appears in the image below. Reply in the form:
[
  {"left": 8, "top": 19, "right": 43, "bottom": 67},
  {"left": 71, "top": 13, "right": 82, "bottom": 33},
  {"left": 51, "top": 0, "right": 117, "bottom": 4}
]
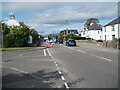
[
  {"left": 56, "top": 38, "right": 63, "bottom": 44},
  {"left": 66, "top": 39, "right": 76, "bottom": 46}
]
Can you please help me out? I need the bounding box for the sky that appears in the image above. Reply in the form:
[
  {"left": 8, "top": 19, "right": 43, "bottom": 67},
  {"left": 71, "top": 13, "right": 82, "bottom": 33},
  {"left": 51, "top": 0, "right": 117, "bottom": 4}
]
[{"left": 1, "top": 1, "right": 120, "bottom": 35}]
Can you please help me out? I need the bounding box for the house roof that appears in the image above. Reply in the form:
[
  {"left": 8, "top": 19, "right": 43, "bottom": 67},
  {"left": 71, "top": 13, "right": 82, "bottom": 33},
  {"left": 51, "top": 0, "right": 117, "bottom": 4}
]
[
  {"left": 64, "top": 29, "right": 79, "bottom": 34},
  {"left": 88, "top": 23, "right": 102, "bottom": 30},
  {"left": 104, "top": 17, "right": 120, "bottom": 26},
  {"left": 6, "top": 20, "right": 20, "bottom": 26},
  {"left": 6, "top": 14, "right": 20, "bottom": 26},
  {"left": 70, "top": 30, "right": 78, "bottom": 34}
]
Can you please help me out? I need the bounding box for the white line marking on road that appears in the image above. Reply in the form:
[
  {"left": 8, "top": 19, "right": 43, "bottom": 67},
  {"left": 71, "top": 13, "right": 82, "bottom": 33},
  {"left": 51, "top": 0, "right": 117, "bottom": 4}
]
[
  {"left": 43, "top": 49, "right": 46, "bottom": 56},
  {"left": 55, "top": 63, "right": 58, "bottom": 67},
  {"left": 91, "top": 54, "right": 112, "bottom": 61},
  {"left": 58, "top": 70, "right": 62, "bottom": 74},
  {"left": 11, "top": 68, "right": 28, "bottom": 74},
  {"left": 64, "top": 82, "right": 69, "bottom": 89},
  {"left": 1, "top": 66, "right": 42, "bottom": 80},
  {"left": 46, "top": 48, "right": 70, "bottom": 88},
  {"left": 47, "top": 48, "right": 53, "bottom": 59},
  {"left": 57, "top": 67, "right": 60, "bottom": 70},
  {"left": 54, "top": 62, "right": 57, "bottom": 64},
  {"left": 77, "top": 50, "right": 86, "bottom": 53},
  {"left": 67, "top": 47, "right": 87, "bottom": 54},
  {"left": 61, "top": 75, "right": 65, "bottom": 81}
]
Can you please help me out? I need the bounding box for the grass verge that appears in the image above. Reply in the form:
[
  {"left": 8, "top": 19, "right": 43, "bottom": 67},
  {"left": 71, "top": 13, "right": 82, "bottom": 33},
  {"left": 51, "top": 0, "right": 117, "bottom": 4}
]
[{"left": 0, "top": 47, "right": 37, "bottom": 51}]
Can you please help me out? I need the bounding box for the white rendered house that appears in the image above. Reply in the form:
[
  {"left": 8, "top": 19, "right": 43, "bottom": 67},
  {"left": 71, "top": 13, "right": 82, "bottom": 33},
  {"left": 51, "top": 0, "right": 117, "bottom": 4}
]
[
  {"left": 6, "top": 14, "right": 33, "bottom": 44},
  {"left": 102, "top": 17, "right": 120, "bottom": 40},
  {"left": 81, "top": 23, "right": 102, "bottom": 40}
]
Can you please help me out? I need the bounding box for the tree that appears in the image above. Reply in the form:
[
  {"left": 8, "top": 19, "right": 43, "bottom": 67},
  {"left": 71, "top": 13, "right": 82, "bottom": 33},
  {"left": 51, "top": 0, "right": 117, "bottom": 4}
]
[
  {"left": 84, "top": 18, "right": 99, "bottom": 28},
  {"left": 30, "top": 28, "right": 40, "bottom": 45},
  {"left": 2, "top": 22, "right": 30, "bottom": 47}
]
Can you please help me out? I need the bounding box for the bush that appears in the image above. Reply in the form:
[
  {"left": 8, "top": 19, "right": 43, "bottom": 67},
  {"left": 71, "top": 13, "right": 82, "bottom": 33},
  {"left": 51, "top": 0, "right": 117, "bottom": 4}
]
[
  {"left": 96, "top": 40, "right": 103, "bottom": 42},
  {"left": 111, "top": 38, "right": 119, "bottom": 42},
  {"left": 71, "top": 36, "right": 86, "bottom": 40}
]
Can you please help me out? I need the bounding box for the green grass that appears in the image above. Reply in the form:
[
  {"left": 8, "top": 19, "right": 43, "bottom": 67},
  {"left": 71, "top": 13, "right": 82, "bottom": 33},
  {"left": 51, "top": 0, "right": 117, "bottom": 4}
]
[{"left": 0, "top": 47, "right": 37, "bottom": 51}]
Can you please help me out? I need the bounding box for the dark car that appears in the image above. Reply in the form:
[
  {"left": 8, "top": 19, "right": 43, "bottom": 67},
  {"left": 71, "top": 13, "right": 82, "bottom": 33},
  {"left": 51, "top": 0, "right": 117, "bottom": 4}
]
[
  {"left": 66, "top": 39, "right": 76, "bottom": 46},
  {"left": 56, "top": 38, "right": 63, "bottom": 44}
]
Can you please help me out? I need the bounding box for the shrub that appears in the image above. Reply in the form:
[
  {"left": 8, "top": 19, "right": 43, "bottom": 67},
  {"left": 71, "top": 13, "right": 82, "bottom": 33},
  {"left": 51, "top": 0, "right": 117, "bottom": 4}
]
[
  {"left": 96, "top": 40, "right": 103, "bottom": 42},
  {"left": 111, "top": 38, "right": 119, "bottom": 42},
  {"left": 71, "top": 36, "right": 86, "bottom": 40}
]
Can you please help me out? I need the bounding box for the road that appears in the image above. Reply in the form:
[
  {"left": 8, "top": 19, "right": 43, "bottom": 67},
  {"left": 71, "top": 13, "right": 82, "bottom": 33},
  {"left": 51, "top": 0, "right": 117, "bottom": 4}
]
[{"left": 2, "top": 44, "right": 118, "bottom": 88}]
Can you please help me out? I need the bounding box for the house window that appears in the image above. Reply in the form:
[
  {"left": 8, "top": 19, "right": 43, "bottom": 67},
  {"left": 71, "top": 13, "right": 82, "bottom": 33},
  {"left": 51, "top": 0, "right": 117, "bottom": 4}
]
[
  {"left": 28, "top": 38, "right": 30, "bottom": 41},
  {"left": 83, "top": 31, "right": 85, "bottom": 35},
  {"left": 98, "top": 31, "right": 99, "bottom": 34},
  {"left": 112, "top": 35, "right": 115, "bottom": 40},
  {"left": 105, "top": 35, "right": 106, "bottom": 40},
  {"left": 104, "top": 27, "right": 106, "bottom": 32},
  {"left": 112, "top": 25, "right": 115, "bottom": 31}
]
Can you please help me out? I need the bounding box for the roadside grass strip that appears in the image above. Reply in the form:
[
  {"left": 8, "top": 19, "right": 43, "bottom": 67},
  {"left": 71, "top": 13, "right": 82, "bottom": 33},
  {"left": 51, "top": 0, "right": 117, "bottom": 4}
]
[{"left": 2, "top": 47, "right": 37, "bottom": 51}]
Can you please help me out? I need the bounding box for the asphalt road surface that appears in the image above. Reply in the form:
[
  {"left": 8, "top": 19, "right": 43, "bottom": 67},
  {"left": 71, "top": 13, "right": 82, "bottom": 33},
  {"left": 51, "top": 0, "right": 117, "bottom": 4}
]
[{"left": 2, "top": 44, "right": 118, "bottom": 88}]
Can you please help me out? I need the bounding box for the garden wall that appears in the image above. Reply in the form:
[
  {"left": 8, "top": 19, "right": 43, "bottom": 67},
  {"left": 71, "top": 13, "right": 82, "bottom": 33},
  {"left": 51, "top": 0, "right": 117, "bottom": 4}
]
[{"left": 75, "top": 40, "right": 119, "bottom": 49}]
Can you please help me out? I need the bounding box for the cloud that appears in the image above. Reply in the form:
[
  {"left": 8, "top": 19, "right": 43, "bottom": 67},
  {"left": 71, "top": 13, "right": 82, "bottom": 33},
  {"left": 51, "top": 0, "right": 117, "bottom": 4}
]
[
  {"left": 2, "top": 2, "right": 118, "bottom": 35},
  {"left": 43, "top": 24, "right": 60, "bottom": 27},
  {"left": 2, "top": 0, "right": 120, "bottom": 2}
]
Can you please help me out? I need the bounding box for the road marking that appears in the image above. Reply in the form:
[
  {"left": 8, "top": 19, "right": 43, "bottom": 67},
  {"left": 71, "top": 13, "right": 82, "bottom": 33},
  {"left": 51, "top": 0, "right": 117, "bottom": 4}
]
[
  {"left": 47, "top": 48, "right": 53, "bottom": 59},
  {"left": 57, "top": 67, "right": 60, "bottom": 70},
  {"left": 43, "top": 49, "right": 46, "bottom": 56},
  {"left": 54, "top": 62, "right": 57, "bottom": 64},
  {"left": 77, "top": 50, "right": 86, "bottom": 53},
  {"left": 47, "top": 48, "right": 70, "bottom": 88},
  {"left": 91, "top": 54, "right": 112, "bottom": 61},
  {"left": 64, "top": 82, "right": 69, "bottom": 89},
  {"left": 67, "top": 47, "right": 87, "bottom": 54},
  {"left": 11, "top": 68, "right": 28, "bottom": 74},
  {"left": 58, "top": 69, "right": 62, "bottom": 74},
  {"left": 61, "top": 75, "right": 65, "bottom": 81},
  {"left": 1, "top": 66, "right": 42, "bottom": 80},
  {"left": 55, "top": 63, "right": 58, "bottom": 67}
]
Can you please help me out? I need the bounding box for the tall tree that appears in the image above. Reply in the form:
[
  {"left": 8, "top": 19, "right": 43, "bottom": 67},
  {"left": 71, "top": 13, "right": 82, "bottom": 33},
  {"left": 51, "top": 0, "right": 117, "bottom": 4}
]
[{"left": 84, "top": 18, "right": 99, "bottom": 28}]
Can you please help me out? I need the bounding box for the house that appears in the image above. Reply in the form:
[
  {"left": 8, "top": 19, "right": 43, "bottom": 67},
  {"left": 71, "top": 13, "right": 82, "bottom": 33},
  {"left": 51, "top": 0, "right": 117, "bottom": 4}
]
[
  {"left": 63, "top": 29, "right": 79, "bottom": 36},
  {"left": 81, "top": 23, "right": 102, "bottom": 40},
  {"left": 6, "top": 14, "right": 33, "bottom": 44},
  {"left": 102, "top": 17, "right": 120, "bottom": 40},
  {"left": 6, "top": 14, "right": 20, "bottom": 26}
]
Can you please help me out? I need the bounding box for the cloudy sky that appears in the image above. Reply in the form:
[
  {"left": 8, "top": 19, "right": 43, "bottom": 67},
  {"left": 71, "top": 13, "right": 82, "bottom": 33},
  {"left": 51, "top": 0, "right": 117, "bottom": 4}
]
[{"left": 2, "top": 1, "right": 119, "bottom": 35}]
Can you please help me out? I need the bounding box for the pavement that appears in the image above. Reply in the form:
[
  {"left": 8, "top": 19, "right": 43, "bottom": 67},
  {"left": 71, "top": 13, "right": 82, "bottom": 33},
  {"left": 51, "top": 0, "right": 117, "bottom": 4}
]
[{"left": 1, "top": 43, "right": 118, "bottom": 88}]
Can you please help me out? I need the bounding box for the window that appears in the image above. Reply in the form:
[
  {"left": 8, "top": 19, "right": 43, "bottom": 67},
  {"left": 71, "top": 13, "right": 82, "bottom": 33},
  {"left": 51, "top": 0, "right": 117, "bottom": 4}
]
[
  {"left": 112, "top": 35, "right": 115, "bottom": 40},
  {"left": 28, "top": 37, "right": 30, "bottom": 41},
  {"left": 98, "top": 31, "right": 99, "bottom": 34},
  {"left": 104, "top": 27, "right": 106, "bottom": 32},
  {"left": 112, "top": 25, "right": 115, "bottom": 31},
  {"left": 83, "top": 31, "right": 85, "bottom": 35},
  {"left": 105, "top": 35, "right": 106, "bottom": 40}
]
